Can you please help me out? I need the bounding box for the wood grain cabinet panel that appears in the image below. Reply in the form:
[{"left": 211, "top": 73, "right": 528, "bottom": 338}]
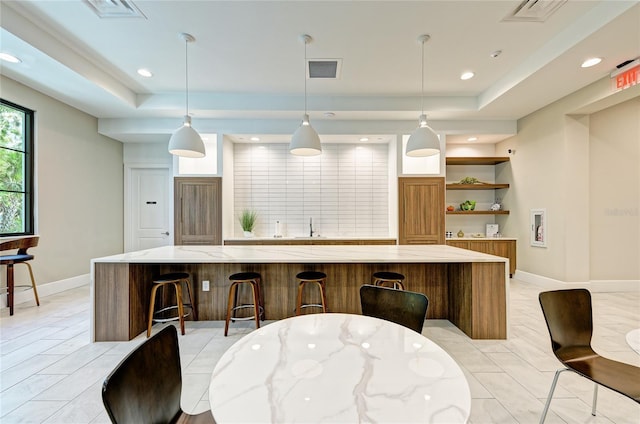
[
  {"left": 446, "top": 239, "right": 516, "bottom": 277},
  {"left": 174, "top": 177, "right": 222, "bottom": 245},
  {"left": 398, "top": 177, "right": 445, "bottom": 245}
]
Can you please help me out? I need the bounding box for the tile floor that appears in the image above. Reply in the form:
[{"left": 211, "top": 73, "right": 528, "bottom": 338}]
[{"left": 1, "top": 279, "right": 639, "bottom": 423}]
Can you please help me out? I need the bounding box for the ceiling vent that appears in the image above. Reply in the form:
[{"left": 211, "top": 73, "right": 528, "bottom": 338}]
[
  {"left": 307, "top": 59, "right": 342, "bottom": 79},
  {"left": 502, "top": 0, "right": 567, "bottom": 22},
  {"left": 83, "top": 0, "right": 146, "bottom": 19}
]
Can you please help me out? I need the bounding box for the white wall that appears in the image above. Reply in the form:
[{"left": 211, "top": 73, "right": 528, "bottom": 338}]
[
  {"left": 589, "top": 97, "right": 640, "bottom": 280},
  {"left": 1, "top": 76, "right": 123, "bottom": 287},
  {"left": 232, "top": 143, "right": 390, "bottom": 238},
  {"left": 497, "top": 78, "right": 639, "bottom": 284}
]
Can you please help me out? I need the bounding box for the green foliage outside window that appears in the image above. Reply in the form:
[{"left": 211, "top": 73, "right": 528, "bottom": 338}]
[{"left": 0, "top": 103, "right": 27, "bottom": 234}]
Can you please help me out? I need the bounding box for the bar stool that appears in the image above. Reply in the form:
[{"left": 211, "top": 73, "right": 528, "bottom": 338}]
[
  {"left": 1, "top": 236, "right": 40, "bottom": 316},
  {"left": 295, "top": 271, "right": 328, "bottom": 315},
  {"left": 147, "top": 272, "right": 197, "bottom": 338},
  {"left": 372, "top": 271, "right": 405, "bottom": 290},
  {"left": 225, "top": 272, "right": 264, "bottom": 336}
]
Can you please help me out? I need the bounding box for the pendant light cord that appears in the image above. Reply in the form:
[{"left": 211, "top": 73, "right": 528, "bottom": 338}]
[
  {"left": 304, "top": 38, "right": 308, "bottom": 114},
  {"left": 420, "top": 38, "right": 425, "bottom": 116},
  {"left": 185, "top": 37, "right": 189, "bottom": 117}
]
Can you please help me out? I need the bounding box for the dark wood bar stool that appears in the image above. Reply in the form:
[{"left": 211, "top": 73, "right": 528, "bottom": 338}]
[
  {"left": 146, "top": 272, "right": 197, "bottom": 338},
  {"left": 1, "top": 236, "right": 40, "bottom": 316},
  {"left": 372, "top": 271, "right": 406, "bottom": 290},
  {"left": 225, "top": 271, "right": 264, "bottom": 336},
  {"left": 295, "top": 271, "right": 328, "bottom": 315}
]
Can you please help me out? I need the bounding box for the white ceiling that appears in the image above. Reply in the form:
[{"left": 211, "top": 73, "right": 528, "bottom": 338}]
[{"left": 1, "top": 0, "right": 638, "bottom": 145}]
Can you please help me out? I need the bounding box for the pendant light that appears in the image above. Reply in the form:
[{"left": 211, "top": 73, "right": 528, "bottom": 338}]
[
  {"left": 168, "top": 33, "right": 206, "bottom": 158},
  {"left": 406, "top": 34, "right": 440, "bottom": 157},
  {"left": 290, "top": 34, "right": 322, "bottom": 156}
]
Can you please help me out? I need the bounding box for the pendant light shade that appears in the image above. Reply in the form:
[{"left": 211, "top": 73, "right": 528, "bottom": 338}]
[
  {"left": 168, "top": 33, "right": 205, "bottom": 158},
  {"left": 290, "top": 114, "right": 322, "bottom": 156},
  {"left": 168, "top": 115, "right": 206, "bottom": 157},
  {"left": 406, "top": 114, "right": 440, "bottom": 157},
  {"left": 290, "top": 34, "right": 322, "bottom": 156},
  {"left": 406, "top": 34, "right": 440, "bottom": 157}
]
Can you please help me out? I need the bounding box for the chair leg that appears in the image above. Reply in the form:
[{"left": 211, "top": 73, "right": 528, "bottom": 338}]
[
  {"left": 539, "top": 368, "right": 569, "bottom": 424},
  {"left": 22, "top": 262, "right": 40, "bottom": 306},
  {"left": 175, "top": 283, "right": 185, "bottom": 335},
  {"left": 183, "top": 278, "right": 198, "bottom": 320},
  {"left": 224, "top": 283, "right": 237, "bottom": 336},
  {"left": 591, "top": 383, "right": 598, "bottom": 416},
  {"left": 7, "top": 264, "right": 14, "bottom": 316},
  {"left": 296, "top": 281, "right": 304, "bottom": 316},
  {"left": 250, "top": 282, "right": 261, "bottom": 330},
  {"left": 147, "top": 283, "right": 162, "bottom": 337},
  {"left": 317, "top": 281, "right": 328, "bottom": 313}
]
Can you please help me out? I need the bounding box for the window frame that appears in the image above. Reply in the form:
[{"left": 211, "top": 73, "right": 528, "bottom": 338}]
[{"left": 1, "top": 98, "right": 35, "bottom": 236}]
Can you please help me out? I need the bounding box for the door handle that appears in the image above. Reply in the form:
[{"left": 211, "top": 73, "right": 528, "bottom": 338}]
[{"left": 161, "top": 232, "right": 170, "bottom": 236}]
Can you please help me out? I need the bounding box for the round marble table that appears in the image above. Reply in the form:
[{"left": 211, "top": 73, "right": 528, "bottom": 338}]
[
  {"left": 209, "top": 313, "right": 471, "bottom": 423},
  {"left": 626, "top": 329, "right": 640, "bottom": 354}
]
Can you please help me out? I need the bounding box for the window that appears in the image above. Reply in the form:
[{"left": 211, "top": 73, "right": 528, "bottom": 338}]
[{"left": 1, "top": 99, "right": 34, "bottom": 236}]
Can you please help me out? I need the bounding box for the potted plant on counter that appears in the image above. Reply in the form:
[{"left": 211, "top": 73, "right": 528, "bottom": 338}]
[{"left": 239, "top": 209, "right": 258, "bottom": 237}]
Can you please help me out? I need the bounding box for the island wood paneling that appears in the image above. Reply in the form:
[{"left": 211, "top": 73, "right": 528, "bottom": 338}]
[
  {"left": 447, "top": 262, "right": 507, "bottom": 339},
  {"left": 94, "top": 259, "right": 506, "bottom": 341}
]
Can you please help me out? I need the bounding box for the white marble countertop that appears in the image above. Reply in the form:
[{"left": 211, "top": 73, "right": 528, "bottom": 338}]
[
  {"left": 446, "top": 237, "right": 517, "bottom": 241},
  {"left": 208, "top": 313, "right": 471, "bottom": 423},
  {"left": 224, "top": 236, "right": 397, "bottom": 241},
  {"left": 92, "top": 244, "right": 508, "bottom": 264}
]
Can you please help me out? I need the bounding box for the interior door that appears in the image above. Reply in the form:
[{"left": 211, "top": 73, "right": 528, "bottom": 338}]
[{"left": 130, "top": 168, "right": 172, "bottom": 251}]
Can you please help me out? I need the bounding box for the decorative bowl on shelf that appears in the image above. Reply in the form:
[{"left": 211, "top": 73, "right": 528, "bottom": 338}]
[{"left": 460, "top": 200, "right": 476, "bottom": 211}]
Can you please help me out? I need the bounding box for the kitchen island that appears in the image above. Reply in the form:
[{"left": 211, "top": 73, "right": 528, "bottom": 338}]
[{"left": 91, "top": 244, "right": 508, "bottom": 341}]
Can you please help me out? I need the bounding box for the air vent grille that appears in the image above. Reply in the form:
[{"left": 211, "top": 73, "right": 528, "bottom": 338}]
[
  {"left": 307, "top": 59, "right": 342, "bottom": 79},
  {"left": 502, "top": 0, "right": 567, "bottom": 22},
  {"left": 83, "top": 0, "right": 146, "bottom": 19}
]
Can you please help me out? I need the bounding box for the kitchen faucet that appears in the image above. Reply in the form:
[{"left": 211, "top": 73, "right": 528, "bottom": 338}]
[{"left": 309, "top": 217, "right": 315, "bottom": 237}]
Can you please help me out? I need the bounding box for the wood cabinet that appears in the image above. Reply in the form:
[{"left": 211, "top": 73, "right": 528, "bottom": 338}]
[
  {"left": 446, "top": 239, "right": 516, "bottom": 276},
  {"left": 174, "top": 177, "right": 222, "bottom": 245},
  {"left": 398, "top": 177, "right": 445, "bottom": 245}
]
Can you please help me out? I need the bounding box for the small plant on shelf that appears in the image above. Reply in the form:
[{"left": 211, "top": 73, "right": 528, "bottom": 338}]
[
  {"left": 239, "top": 209, "right": 258, "bottom": 235},
  {"left": 457, "top": 176, "right": 488, "bottom": 185}
]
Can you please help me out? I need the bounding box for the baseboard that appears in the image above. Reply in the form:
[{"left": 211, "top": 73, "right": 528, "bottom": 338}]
[
  {"left": 513, "top": 270, "right": 640, "bottom": 292},
  {"left": 1, "top": 274, "right": 90, "bottom": 308}
]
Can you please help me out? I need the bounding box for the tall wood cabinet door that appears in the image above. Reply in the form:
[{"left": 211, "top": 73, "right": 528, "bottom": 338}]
[
  {"left": 174, "top": 177, "right": 222, "bottom": 245},
  {"left": 398, "top": 177, "right": 445, "bottom": 244}
]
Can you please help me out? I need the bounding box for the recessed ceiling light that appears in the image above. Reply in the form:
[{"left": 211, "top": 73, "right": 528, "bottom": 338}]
[
  {"left": 467, "top": 136, "right": 478, "bottom": 141},
  {"left": 137, "top": 68, "right": 153, "bottom": 77},
  {"left": 490, "top": 50, "right": 502, "bottom": 58},
  {"left": 0, "top": 52, "right": 21, "bottom": 63},
  {"left": 359, "top": 137, "right": 369, "bottom": 142},
  {"left": 460, "top": 72, "right": 475, "bottom": 80},
  {"left": 324, "top": 112, "right": 336, "bottom": 118},
  {"left": 581, "top": 57, "right": 602, "bottom": 68},
  {"left": 250, "top": 137, "right": 260, "bottom": 141}
]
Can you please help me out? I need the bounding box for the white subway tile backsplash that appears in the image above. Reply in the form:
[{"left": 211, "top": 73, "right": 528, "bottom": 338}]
[{"left": 234, "top": 143, "right": 389, "bottom": 237}]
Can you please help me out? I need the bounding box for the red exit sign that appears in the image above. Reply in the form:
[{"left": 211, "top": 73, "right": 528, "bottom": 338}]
[{"left": 611, "top": 59, "right": 640, "bottom": 91}]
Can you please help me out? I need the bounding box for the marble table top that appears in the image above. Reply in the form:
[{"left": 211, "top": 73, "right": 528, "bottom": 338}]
[
  {"left": 92, "top": 244, "right": 507, "bottom": 264},
  {"left": 208, "top": 313, "right": 471, "bottom": 423},
  {"left": 626, "top": 329, "right": 640, "bottom": 355}
]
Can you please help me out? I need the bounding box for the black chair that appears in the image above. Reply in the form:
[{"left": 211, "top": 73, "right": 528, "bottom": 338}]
[
  {"left": 102, "top": 325, "right": 216, "bottom": 424},
  {"left": 538, "top": 289, "right": 640, "bottom": 423},
  {"left": 359, "top": 284, "right": 428, "bottom": 333}
]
